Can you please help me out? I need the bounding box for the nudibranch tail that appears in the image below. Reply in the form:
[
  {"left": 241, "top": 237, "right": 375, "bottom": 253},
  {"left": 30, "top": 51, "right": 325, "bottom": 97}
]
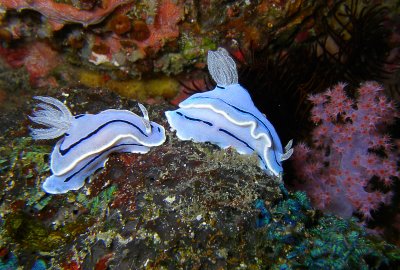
[
  {"left": 207, "top": 47, "right": 238, "bottom": 87},
  {"left": 29, "top": 96, "right": 74, "bottom": 140}
]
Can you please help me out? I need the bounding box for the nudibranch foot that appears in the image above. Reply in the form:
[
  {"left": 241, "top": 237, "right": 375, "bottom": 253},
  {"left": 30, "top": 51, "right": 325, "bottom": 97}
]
[
  {"left": 42, "top": 142, "right": 146, "bottom": 194},
  {"left": 30, "top": 96, "right": 166, "bottom": 194}
]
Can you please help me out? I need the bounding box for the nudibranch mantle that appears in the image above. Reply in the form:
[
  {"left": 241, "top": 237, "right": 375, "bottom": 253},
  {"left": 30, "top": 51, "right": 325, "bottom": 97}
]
[
  {"left": 165, "top": 48, "right": 293, "bottom": 176},
  {"left": 30, "top": 96, "right": 166, "bottom": 194}
]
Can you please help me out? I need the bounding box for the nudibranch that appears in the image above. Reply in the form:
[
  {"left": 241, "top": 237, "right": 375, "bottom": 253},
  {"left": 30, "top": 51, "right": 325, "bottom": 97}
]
[
  {"left": 165, "top": 48, "right": 293, "bottom": 177},
  {"left": 29, "top": 96, "right": 166, "bottom": 194}
]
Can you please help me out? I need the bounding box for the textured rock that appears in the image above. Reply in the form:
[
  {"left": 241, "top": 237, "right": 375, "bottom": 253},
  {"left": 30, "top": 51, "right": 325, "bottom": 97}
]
[{"left": 0, "top": 87, "right": 283, "bottom": 268}]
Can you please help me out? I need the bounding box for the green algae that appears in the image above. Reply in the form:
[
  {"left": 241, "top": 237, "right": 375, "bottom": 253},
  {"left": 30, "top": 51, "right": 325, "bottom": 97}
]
[
  {"left": 154, "top": 53, "right": 186, "bottom": 75},
  {"left": 4, "top": 212, "right": 66, "bottom": 252},
  {"left": 26, "top": 187, "right": 52, "bottom": 211},
  {"left": 0, "top": 135, "right": 53, "bottom": 218},
  {"left": 0, "top": 137, "right": 51, "bottom": 176},
  {"left": 3, "top": 211, "right": 96, "bottom": 252},
  {"left": 77, "top": 185, "right": 117, "bottom": 215},
  {"left": 181, "top": 35, "right": 217, "bottom": 61},
  {"left": 0, "top": 134, "right": 116, "bottom": 253},
  {"left": 32, "top": 196, "right": 53, "bottom": 211}
]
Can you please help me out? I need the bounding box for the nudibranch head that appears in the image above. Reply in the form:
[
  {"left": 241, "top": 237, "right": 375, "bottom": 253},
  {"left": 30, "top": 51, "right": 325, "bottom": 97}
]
[
  {"left": 165, "top": 48, "right": 293, "bottom": 176},
  {"left": 30, "top": 97, "right": 166, "bottom": 194}
]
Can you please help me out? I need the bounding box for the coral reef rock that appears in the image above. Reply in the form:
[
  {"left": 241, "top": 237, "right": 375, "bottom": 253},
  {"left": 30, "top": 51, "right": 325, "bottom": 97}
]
[{"left": 1, "top": 87, "right": 399, "bottom": 269}]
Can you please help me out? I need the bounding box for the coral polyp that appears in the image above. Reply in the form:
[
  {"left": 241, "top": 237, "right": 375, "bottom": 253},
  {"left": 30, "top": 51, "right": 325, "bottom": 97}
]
[
  {"left": 130, "top": 20, "right": 151, "bottom": 41},
  {"left": 109, "top": 14, "right": 132, "bottom": 35}
]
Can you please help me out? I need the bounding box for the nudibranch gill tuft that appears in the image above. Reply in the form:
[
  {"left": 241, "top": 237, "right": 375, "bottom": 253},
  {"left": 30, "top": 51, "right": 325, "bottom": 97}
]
[
  {"left": 165, "top": 47, "right": 293, "bottom": 177},
  {"left": 29, "top": 96, "right": 166, "bottom": 194}
]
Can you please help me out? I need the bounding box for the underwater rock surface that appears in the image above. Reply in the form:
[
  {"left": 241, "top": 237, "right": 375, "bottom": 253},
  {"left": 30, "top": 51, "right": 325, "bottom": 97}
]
[
  {"left": 0, "top": 87, "right": 281, "bottom": 268},
  {"left": 0, "top": 87, "right": 399, "bottom": 269}
]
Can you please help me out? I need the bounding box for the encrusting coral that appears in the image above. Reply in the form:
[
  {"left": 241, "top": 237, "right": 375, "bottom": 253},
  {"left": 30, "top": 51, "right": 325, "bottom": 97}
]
[{"left": 292, "top": 82, "right": 399, "bottom": 220}]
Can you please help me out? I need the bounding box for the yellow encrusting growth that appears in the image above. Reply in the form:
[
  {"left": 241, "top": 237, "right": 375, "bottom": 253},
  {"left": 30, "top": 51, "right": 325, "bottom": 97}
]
[{"left": 79, "top": 70, "right": 179, "bottom": 100}]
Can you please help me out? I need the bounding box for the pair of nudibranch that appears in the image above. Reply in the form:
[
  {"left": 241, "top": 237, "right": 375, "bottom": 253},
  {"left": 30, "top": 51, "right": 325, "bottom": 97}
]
[{"left": 30, "top": 48, "right": 293, "bottom": 194}]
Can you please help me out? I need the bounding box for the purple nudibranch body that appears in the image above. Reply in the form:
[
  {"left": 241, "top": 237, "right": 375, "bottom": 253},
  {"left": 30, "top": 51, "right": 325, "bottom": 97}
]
[
  {"left": 29, "top": 96, "right": 166, "bottom": 194},
  {"left": 165, "top": 48, "right": 293, "bottom": 177}
]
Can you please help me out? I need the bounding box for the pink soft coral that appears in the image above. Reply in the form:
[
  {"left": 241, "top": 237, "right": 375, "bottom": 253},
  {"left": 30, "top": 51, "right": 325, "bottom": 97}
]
[{"left": 293, "top": 82, "right": 399, "bottom": 220}]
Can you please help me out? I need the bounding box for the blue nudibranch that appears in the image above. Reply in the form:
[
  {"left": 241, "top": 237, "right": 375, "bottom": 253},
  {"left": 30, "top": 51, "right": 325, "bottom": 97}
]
[
  {"left": 165, "top": 48, "right": 293, "bottom": 176},
  {"left": 30, "top": 96, "right": 166, "bottom": 194}
]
